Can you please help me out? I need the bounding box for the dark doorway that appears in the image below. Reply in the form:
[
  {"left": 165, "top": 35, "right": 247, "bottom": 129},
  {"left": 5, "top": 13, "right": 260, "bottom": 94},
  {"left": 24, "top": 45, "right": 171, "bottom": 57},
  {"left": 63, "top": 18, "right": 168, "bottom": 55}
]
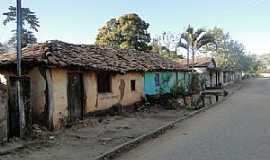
[{"left": 67, "top": 73, "right": 85, "bottom": 122}]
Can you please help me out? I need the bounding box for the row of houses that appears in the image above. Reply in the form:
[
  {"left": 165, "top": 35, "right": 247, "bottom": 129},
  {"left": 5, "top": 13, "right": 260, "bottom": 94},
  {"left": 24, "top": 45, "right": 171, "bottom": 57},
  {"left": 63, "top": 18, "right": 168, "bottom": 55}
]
[
  {"left": 0, "top": 40, "right": 241, "bottom": 140},
  {"left": 176, "top": 57, "right": 242, "bottom": 89}
]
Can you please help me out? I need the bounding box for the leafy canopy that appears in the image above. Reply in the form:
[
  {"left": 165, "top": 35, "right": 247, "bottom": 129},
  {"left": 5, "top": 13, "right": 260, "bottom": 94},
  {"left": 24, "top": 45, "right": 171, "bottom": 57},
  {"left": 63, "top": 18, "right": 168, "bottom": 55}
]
[
  {"left": 177, "top": 25, "right": 216, "bottom": 52},
  {"left": 201, "top": 27, "right": 260, "bottom": 73},
  {"left": 8, "top": 29, "right": 37, "bottom": 48},
  {"left": 3, "top": 6, "right": 40, "bottom": 48},
  {"left": 177, "top": 25, "right": 216, "bottom": 67},
  {"left": 3, "top": 6, "right": 40, "bottom": 32},
  {"left": 96, "top": 13, "right": 151, "bottom": 51}
]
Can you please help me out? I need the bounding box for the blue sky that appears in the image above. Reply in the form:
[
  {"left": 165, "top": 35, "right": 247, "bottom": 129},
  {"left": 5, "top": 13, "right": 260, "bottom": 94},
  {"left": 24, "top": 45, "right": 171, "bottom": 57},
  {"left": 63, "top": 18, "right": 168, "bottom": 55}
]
[{"left": 0, "top": 0, "right": 269, "bottom": 54}]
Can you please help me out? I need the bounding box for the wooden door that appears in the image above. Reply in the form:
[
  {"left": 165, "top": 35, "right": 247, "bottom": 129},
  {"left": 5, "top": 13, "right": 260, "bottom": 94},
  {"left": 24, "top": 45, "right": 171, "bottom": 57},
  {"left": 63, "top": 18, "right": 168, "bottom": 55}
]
[{"left": 67, "top": 73, "right": 84, "bottom": 122}]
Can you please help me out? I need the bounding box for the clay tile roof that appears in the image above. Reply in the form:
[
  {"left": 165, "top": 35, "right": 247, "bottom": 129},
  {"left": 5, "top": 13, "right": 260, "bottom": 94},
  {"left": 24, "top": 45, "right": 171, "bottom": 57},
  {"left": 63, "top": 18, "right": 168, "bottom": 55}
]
[
  {"left": 175, "top": 57, "right": 216, "bottom": 68},
  {"left": 0, "top": 40, "right": 185, "bottom": 73}
]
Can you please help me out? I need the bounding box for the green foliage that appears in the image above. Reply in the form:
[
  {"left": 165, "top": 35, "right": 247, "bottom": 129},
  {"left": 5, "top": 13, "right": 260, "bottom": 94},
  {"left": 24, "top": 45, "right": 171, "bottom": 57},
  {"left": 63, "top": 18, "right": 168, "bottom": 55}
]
[
  {"left": 151, "top": 42, "right": 183, "bottom": 59},
  {"left": 3, "top": 6, "right": 39, "bottom": 48},
  {"left": 3, "top": 6, "right": 40, "bottom": 32},
  {"left": 190, "top": 73, "right": 201, "bottom": 94},
  {"left": 177, "top": 25, "right": 216, "bottom": 67},
  {"left": 201, "top": 27, "right": 260, "bottom": 73},
  {"left": 96, "top": 13, "right": 151, "bottom": 51},
  {"left": 171, "top": 80, "right": 187, "bottom": 98},
  {"left": 8, "top": 29, "right": 37, "bottom": 48}
]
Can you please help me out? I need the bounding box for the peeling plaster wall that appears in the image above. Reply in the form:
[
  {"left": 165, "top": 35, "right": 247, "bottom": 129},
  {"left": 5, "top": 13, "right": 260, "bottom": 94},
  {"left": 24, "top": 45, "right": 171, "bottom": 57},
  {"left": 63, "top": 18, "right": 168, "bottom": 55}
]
[
  {"left": 0, "top": 68, "right": 47, "bottom": 125},
  {"left": 144, "top": 71, "right": 185, "bottom": 95},
  {"left": 84, "top": 72, "right": 98, "bottom": 112},
  {"left": 118, "top": 72, "right": 144, "bottom": 106},
  {"left": 84, "top": 72, "right": 144, "bottom": 112},
  {"left": 50, "top": 69, "right": 144, "bottom": 128},
  {"left": 51, "top": 69, "right": 68, "bottom": 129},
  {"left": 28, "top": 67, "right": 46, "bottom": 122}
]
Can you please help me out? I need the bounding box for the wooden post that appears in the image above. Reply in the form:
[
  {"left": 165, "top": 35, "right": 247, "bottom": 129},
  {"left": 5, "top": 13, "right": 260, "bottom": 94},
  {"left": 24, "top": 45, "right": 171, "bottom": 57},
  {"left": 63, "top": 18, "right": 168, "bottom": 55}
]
[{"left": 16, "top": 0, "right": 25, "bottom": 137}]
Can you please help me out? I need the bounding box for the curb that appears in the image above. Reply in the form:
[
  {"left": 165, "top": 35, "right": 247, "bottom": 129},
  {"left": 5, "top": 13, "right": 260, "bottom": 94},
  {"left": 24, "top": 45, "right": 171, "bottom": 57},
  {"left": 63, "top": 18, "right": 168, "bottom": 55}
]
[{"left": 95, "top": 91, "right": 235, "bottom": 160}]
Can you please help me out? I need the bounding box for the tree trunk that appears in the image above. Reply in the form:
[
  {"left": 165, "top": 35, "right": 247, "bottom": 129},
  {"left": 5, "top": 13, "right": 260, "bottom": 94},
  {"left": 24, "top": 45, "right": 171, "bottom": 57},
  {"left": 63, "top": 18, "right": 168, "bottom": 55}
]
[
  {"left": 192, "top": 49, "right": 195, "bottom": 72},
  {"left": 187, "top": 47, "right": 190, "bottom": 68}
]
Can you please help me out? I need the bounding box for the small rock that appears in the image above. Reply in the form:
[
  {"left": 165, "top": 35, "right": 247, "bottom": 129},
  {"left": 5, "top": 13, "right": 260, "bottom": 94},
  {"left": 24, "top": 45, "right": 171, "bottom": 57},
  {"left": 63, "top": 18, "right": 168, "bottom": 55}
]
[
  {"left": 126, "top": 136, "right": 135, "bottom": 139},
  {"left": 49, "top": 136, "right": 55, "bottom": 140},
  {"left": 99, "top": 137, "right": 113, "bottom": 142},
  {"left": 116, "top": 125, "right": 131, "bottom": 130}
]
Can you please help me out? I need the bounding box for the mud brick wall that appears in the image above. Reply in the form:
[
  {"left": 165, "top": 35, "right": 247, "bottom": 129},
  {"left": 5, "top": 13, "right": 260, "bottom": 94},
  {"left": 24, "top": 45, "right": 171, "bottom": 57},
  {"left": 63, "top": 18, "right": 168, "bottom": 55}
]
[{"left": 0, "top": 83, "right": 8, "bottom": 143}]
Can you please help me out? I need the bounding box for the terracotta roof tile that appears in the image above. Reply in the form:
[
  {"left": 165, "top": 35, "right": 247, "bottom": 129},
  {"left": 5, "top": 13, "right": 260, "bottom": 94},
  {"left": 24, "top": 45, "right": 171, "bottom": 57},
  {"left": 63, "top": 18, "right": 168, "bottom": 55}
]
[
  {"left": 175, "top": 57, "right": 215, "bottom": 68},
  {"left": 0, "top": 40, "right": 186, "bottom": 73}
]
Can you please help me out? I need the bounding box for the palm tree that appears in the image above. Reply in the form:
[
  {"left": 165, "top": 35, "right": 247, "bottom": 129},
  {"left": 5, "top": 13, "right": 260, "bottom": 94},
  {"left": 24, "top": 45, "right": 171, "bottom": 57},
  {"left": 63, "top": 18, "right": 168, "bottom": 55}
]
[{"left": 177, "top": 25, "right": 216, "bottom": 70}]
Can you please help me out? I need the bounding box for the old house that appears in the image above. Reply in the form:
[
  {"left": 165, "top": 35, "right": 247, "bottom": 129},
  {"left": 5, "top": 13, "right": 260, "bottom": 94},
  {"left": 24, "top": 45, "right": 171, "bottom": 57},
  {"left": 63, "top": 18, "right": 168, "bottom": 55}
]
[
  {"left": 222, "top": 67, "right": 242, "bottom": 86},
  {"left": 176, "top": 57, "right": 222, "bottom": 88},
  {"left": 0, "top": 40, "right": 184, "bottom": 130}
]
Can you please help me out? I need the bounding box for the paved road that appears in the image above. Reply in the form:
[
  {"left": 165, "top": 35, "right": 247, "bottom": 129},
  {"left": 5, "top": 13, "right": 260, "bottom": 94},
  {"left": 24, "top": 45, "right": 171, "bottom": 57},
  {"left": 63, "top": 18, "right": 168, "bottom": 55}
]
[{"left": 117, "top": 78, "right": 270, "bottom": 160}]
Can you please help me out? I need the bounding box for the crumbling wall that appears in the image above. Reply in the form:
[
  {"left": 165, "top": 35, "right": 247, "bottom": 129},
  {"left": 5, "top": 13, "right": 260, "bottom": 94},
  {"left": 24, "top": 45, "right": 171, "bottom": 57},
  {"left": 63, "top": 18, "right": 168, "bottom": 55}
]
[
  {"left": 84, "top": 72, "right": 144, "bottom": 112},
  {"left": 0, "top": 83, "right": 8, "bottom": 143},
  {"left": 28, "top": 67, "right": 47, "bottom": 123},
  {"left": 51, "top": 69, "right": 68, "bottom": 129}
]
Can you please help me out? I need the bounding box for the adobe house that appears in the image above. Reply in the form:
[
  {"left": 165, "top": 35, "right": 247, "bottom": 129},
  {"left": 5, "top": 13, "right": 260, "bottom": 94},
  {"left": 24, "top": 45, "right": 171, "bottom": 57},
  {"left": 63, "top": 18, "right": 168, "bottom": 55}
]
[
  {"left": 0, "top": 40, "right": 182, "bottom": 130},
  {"left": 222, "top": 67, "right": 242, "bottom": 86}
]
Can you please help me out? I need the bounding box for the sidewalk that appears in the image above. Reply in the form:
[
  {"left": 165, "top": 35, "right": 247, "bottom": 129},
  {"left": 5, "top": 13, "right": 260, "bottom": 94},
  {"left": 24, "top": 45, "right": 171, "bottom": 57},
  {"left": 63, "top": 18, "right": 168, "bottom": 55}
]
[{"left": 0, "top": 81, "right": 245, "bottom": 160}]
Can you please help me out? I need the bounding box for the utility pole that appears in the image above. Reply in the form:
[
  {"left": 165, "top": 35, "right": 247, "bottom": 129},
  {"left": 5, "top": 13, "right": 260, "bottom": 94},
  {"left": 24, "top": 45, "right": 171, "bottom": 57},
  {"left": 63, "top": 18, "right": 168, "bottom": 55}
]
[{"left": 16, "top": 0, "right": 25, "bottom": 137}]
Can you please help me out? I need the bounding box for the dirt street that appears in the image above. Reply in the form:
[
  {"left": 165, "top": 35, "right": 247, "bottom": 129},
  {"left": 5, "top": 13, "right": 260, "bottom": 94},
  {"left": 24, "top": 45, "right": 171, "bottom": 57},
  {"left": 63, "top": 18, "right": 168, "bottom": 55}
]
[{"left": 117, "top": 78, "right": 270, "bottom": 160}]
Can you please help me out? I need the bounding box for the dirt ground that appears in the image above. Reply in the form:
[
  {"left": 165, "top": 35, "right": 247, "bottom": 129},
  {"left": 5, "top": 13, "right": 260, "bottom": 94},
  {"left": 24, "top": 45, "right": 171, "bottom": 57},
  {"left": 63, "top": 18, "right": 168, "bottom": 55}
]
[
  {"left": 1, "top": 105, "right": 192, "bottom": 160},
  {"left": 0, "top": 82, "right": 242, "bottom": 160}
]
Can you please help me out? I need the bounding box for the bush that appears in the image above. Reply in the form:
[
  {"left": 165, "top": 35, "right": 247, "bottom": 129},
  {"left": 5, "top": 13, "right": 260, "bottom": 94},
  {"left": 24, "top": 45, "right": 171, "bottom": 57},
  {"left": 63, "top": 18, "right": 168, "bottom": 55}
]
[
  {"left": 191, "top": 73, "right": 201, "bottom": 94},
  {"left": 171, "top": 80, "right": 187, "bottom": 98}
]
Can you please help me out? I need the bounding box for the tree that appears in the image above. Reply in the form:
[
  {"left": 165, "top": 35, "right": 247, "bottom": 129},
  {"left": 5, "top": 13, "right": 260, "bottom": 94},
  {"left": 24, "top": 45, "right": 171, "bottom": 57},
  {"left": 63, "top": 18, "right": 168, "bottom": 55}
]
[
  {"left": 201, "top": 27, "right": 260, "bottom": 73},
  {"left": 0, "top": 42, "right": 9, "bottom": 54},
  {"left": 201, "top": 27, "right": 231, "bottom": 68},
  {"left": 96, "top": 13, "right": 151, "bottom": 51},
  {"left": 3, "top": 6, "right": 40, "bottom": 48},
  {"left": 151, "top": 34, "right": 183, "bottom": 59},
  {"left": 8, "top": 29, "right": 37, "bottom": 48},
  {"left": 177, "top": 25, "right": 216, "bottom": 70},
  {"left": 0, "top": 43, "right": 5, "bottom": 54}
]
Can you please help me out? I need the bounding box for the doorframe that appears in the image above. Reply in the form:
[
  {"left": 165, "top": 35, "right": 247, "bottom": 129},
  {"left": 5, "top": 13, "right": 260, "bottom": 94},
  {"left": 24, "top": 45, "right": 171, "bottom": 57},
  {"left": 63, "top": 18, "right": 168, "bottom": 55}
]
[{"left": 67, "top": 71, "right": 86, "bottom": 122}]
